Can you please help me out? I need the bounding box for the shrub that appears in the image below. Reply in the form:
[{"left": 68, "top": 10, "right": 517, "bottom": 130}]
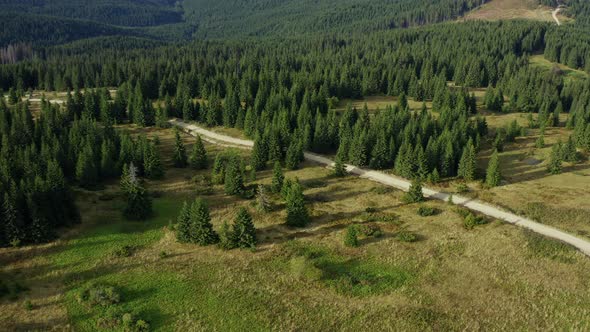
[
  {"left": 395, "top": 230, "right": 418, "bottom": 243},
  {"left": 463, "top": 213, "right": 487, "bottom": 230},
  {"left": 402, "top": 180, "right": 424, "bottom": 204},
  {"left": 344, "top": 225, "right": 359, "bottom": 247},
  {"left": 78, "top": 284, "right": 120, "bottom": 307},
  {"left": 24, "top": 300, "right": 33, "bottom": 311},
  {"left": 192, "top": 175, "right": 213, "bottom": 195},
  {"left": 359, "top": 224, "right": 382, "bottom": 237},
  {"left": 455, "top": 183, "right": 469, "bottom": 193},
  {"left": 371, "top": 186, "right": 393, "bottom": 195},
  {"left": 0, "top": 279, "right": 28, "bottom": 300},
  {"left": 97, "top": 309, "right": 150, "bottom": 332},
  {"left": 112, "top": 245, "right": 136, "bottom": 258},
  {"left": 365, "top": 207, "right": 377, "bottom": 214},
  {"left": 417, "top": 206, "right": 437, "bottom": 217},
  {"left": 360, "top": 212, "right": 399, "bottom": 224}
]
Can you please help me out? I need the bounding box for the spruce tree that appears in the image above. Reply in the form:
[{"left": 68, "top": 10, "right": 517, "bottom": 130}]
[
  {"left": 370, "top": 134, "right": 389, "bottom": 169},
  {"left": 3, "top": 193, "right": 23, "bottom": 246},
  {"left": 485, "top": 149, "right": 501, "bottom": 187},
  {"left": 143, "top": 143, "right": 164, "bottom": 180},
  {"left": 271, "top": 162, "right": 284, "bottom": 193},
  {"left": 224, "top": 155, "right": 244, "bottom": 196},
  {"left": 27, "top": 196, "right": 52, "bottom": 244},
  {"left": 211, "top": 153, "right": 226, "bottom": 185},
  {"left": 285, "top": 139, "right": 303, "bottom": 170},
  {"left": 428, "top": 168, "right": 440, "bottom": 184},
  {"left": 458, "top": 140, "right": 477, "bottom": 181},
  {"left": 76, "top": 144, "right": 98, "bottom": 189},
  {"left": 176, "top": 202, "right": 191, "bottom": 243},
  {"left": 251, "top": 134, "right": 268, "bottom": 171},
  {"left": 285, "top": 180, "right": 309, "bottom": 227},
  {"left": 218, "top": 221, "right": 234, "bottom": 250},
  {"left": 189, "top": 135, "right": 208, "bottom": 169},
  {"left": 403, "top": 179, "right": 425, "bottom": 204},
  {"left": 173, "top": 128, "right": 188, "bottom": 168},
  {"left": 333, "top": 156, "right": 347, "bottom": 177},
  {"left": 155, "top": 105, "right": 168, "bottom": 128},
  {"left": 231, "top": 207, "right": 257, "bottom": 249},
  {"left": 100, "top": 140, "right": 117, "bottom": 178},
  {"left": 256, "top": 184, "right": 271, "bottom": 213},
  {"left": 564, "top": 136, "right": 578, "bottom": 163},
  {"left": 548, "top": 143, "right": 563, "bottom": 175},
  {"left": 121, "top": 163, "right": 152, "bottom": 221},
  {"left": 189, "top": 198, "right": 219, "bottom": 245}
]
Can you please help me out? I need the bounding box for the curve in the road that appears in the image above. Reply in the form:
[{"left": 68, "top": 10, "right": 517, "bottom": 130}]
[
  {"left": 170, "top": 118, "right": 590, "bottom": 257},
  {"left": 552, "top": 6, "right": 562, "bottom": 26}
]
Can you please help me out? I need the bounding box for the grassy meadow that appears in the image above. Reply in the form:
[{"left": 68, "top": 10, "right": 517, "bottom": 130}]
[{"left": 1, "top": 126, "right": 590, "bottom": 331}]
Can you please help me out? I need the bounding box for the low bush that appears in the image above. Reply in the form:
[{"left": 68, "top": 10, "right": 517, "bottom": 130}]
[
  {"left": 358, "top": 224, "right": 383, "bottom": 237},
  {"left": 112, "top": 245, "right": 137, "bottom": 258},
  {"left": 344, "top": 225, "right": 359, "bottom": 247},
  {"left": 417, "top": 206, "right": 438, "bottom": 217},
  {"left": 455, "top": 183, "right": 469, "bottom": 193},
  {"left": 0, "top": 279, "right": 28, "bottom": 300},
  {"left": 361, "top": 212, "right": 399, "bottom": 224},
  {"left": 463, "top": 213, "right": 487, "bottom": 230},
  {"left": 365, "top": 207, "right": 377, "bottom": 214},
  {"left": 395, "top": 230, "right": 418, "bottom": 243},
  {"left": 78, "top": 284, "right": 120, "bottom": 307},
  {"left": 371, "top": 186, "right": 393, "bottom": 195},
  {"left": 96, "top": 308, "right": 150, "bottom": 332},
  {"left": 192, "top": 175, "right": 213, "bottom": 195}
]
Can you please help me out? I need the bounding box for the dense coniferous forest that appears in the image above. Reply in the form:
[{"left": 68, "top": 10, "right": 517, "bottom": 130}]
[
  {"left": 0, "top": 0, "right": 182, "bottom": 27},
  {"left": 183, "top": 0, "right": 488, "bottom": 38},
  {"left": 0, "top": 0, "right": 589, "bottom": 247}
]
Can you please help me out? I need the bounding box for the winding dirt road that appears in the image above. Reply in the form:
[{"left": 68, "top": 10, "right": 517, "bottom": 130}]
[
  {"left": 170, "top": 118, "right": 590, "bottom": 257},
  {"left": 552, "top": 6, "right": 563, "bottom": 26}
]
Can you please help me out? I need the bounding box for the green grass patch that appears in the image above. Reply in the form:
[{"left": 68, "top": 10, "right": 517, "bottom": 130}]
[
  {"left": 529, "top": 55, "right": 588, "bottom": 83},
  {"left": 282, "top": 241, "right": 413, "bottom": 297},
  {"left": 48, "top": 195, "right": 275, "bottom": 331},
  {"left": 51, "top": 197, "right": 181, "bottom": 276}
]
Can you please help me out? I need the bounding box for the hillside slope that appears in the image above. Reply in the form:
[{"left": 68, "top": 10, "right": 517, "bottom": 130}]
[{"left": 183, "top": 0, "right": 487, "bottom": 38}]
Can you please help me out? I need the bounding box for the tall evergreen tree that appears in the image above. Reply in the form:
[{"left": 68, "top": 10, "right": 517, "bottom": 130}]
[
  {"left": 143, "top": 142, "right": 164, "bottom": 180},
  {"left": 485, "top": 149, "right": 501, "bottom": 187},
  {"left": 173, "top": 128, "right": 188, "bottom": 168},
  {"left": 76, "top": 144, "right": 98, "bottom": 188},
  {"left": 271, "top": 162, "right": 284, "bottom": 194},
  {"left": 256, "top": 184, "right": 271, "bottom": 213},
  {"left": 189, "top": 198, "right": 219, "bottom": 245},
  {"left": 176, "top": 201, "right": 192, "bottom": 243},
  {"left": 121, "top": 163, "right": 152, "bottom": 220},
  {"left": 224, "top": 155, "right": 244, "bottom": 196},
  {"left": 230, "top": 207, "right": 257, "bottom": 249},
  {"left": 458, "top": 140, "right": 477, "bottom": 181},
  {"left": 285, "top": 180, "right": 309, "bottom": 227},
  {"left": 189, "top": 135, "right": 208, "bottom": 170},
  {"left": 548, "top": 143, "right": 563, "bottom": 175},
  {"left": 403, "top": 179, "right": 425, "bottom": 203},
  {"left": 251, "top": 134, "right": 268, "bottom": 171}
]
